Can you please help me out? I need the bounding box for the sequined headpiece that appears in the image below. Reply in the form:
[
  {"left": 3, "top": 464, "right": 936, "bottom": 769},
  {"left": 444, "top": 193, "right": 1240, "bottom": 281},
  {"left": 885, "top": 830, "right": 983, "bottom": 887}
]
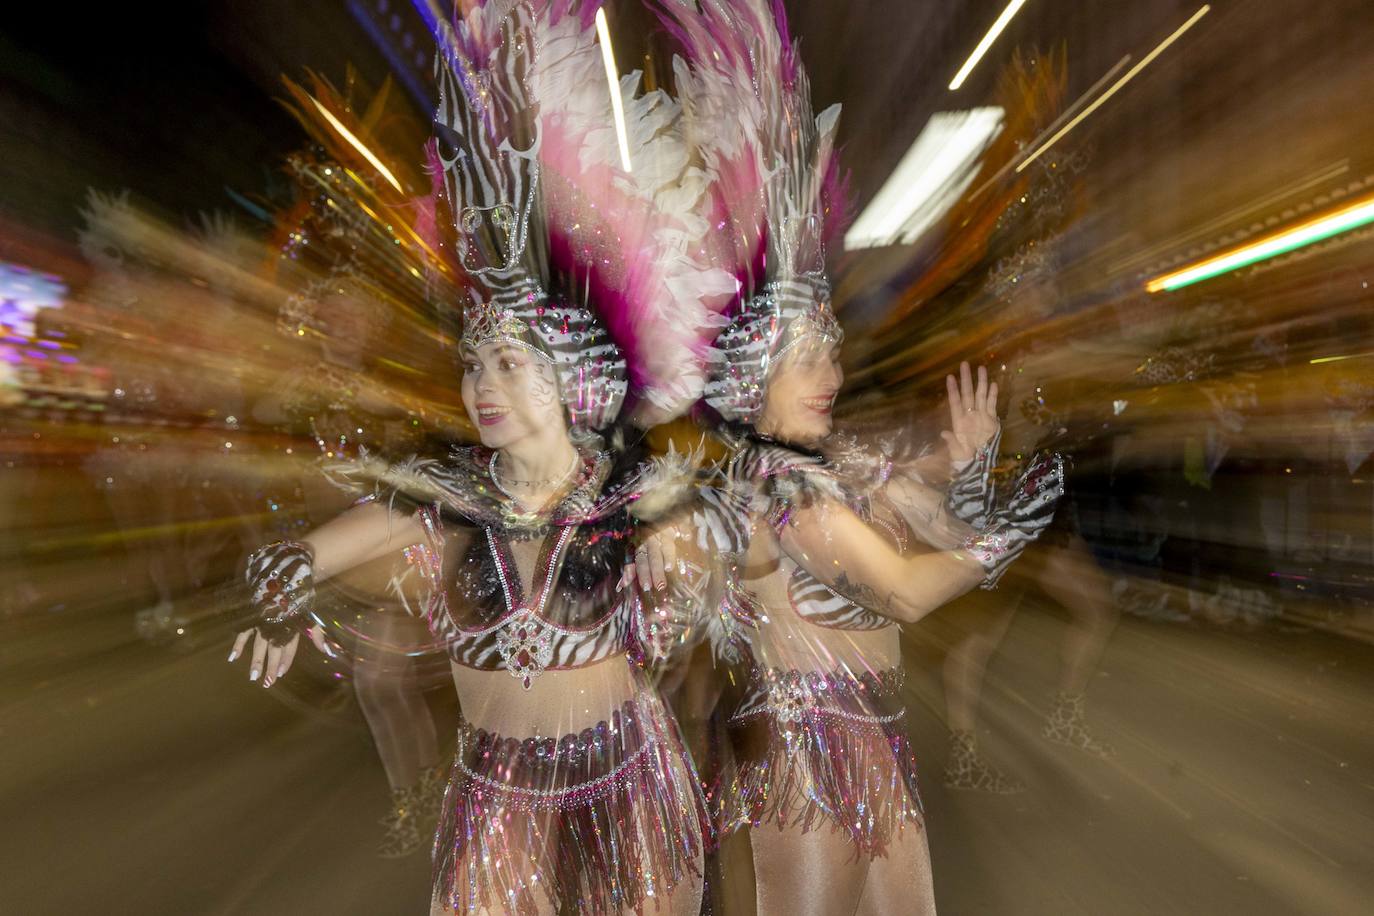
[
  {"left": 663, "top": 0, "right": 848, "bottom": 423},
  {"left": 704, "top": 278, "right": 843, "bottom": 422},
  {"left": 460, "top": 297, "right": 534, "bottom": 352},
  {"left": 458, "top": 292, "right": 627, "bottom": 431}
]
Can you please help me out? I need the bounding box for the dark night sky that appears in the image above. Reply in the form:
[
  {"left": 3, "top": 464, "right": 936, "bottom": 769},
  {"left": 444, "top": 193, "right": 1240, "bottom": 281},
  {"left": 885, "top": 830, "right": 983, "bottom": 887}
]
[
  {"left": 0, "top": 2, "right": 424, "bottom": 243},
  {"left": 7, "top": 0, "right": 1372, "bottom": 277},
  {"left": 0, "top": 0, "right": 1020, "bottom": 246}
]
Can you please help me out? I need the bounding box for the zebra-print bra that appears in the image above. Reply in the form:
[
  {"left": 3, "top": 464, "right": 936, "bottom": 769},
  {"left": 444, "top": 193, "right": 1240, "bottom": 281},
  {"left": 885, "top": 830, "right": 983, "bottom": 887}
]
[
  {"left": 781, "top": 493, "right": 911, "bottom": 631},
  {"left": 727, "top": 439, "right": 912, "bottom": 632},
  {"left": 398, "top": 448, "right": 648, "bottom": 688},
  {"left": 410, "top": 508, "right": 637, "bottom": 687}
]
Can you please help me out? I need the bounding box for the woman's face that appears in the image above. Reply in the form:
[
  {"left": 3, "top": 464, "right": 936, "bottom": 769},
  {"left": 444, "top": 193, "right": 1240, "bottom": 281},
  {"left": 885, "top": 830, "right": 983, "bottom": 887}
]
[
  {"left": 757, "top": 337, "right": 843, "bottom": 447},
  {"left": 459, "top": 340, "right": 567, "bottom": 450}
]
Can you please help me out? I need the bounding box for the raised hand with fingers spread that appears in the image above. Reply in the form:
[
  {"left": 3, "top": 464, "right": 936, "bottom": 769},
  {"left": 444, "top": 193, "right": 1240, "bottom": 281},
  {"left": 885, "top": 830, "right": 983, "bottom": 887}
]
[{"left": 941, "top": 361, "right": 1001, "bottom": 464}]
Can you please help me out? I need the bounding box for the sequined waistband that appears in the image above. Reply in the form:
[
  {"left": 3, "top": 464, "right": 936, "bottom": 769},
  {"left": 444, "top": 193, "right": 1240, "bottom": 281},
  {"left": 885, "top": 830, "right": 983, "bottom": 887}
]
[
  {"left": 733, "top": 664, "right": 906, "bottom": 728},
  {"left": 452, "top": 696, "right": 667, "bottom": 811}
]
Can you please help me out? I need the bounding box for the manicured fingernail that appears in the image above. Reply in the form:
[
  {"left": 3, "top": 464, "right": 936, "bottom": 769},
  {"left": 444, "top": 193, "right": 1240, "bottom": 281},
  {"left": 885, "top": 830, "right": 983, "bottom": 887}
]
[
  {"left": 249, "top": 668, "right": 260, "bottom": 681},
  {"left": 227, "top": 649, "right": 239, "bottom": 662}
]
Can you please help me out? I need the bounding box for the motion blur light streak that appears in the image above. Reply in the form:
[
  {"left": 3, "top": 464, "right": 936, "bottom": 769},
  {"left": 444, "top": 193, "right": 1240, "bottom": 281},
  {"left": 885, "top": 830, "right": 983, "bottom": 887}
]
[
  {"left": 1108, "top": 160, "right": 1350, "bottom": 276},
  {"left": 595, "top": 8, "right": 632, "bottom": 173},
  {"left": 967, "top": 55, "right": 1130, "bottom": 206},
  {"left": 1145, "top": 194, "right": 1374, "bottom": 292},
  {"left": 308, "top": 96, "right": 407, "bottom": 194},
  {"left": 1016, "top": 4, "right": 1211, "bottom": 174},
  {"left": 844, "top": 108, "right": 1005, "bottom": 249},
  {"left": 948, "top": 0, "right": 1030, "bottom": 92}
]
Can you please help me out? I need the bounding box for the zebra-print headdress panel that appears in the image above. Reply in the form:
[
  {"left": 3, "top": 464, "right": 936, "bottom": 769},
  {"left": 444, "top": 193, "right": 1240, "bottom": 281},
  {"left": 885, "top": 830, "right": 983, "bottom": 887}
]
[
  {"left": 433, "top": 1, "right": 625, "bottom": 432},
  {"left": 461, "top": 294, "right": 627, "bottom": 432},
  {"left": 432, "top": 2, "right": 546, "bottom": 308},
  {"left": 657, "top": 0, "right": 848, "bottom": 424}
]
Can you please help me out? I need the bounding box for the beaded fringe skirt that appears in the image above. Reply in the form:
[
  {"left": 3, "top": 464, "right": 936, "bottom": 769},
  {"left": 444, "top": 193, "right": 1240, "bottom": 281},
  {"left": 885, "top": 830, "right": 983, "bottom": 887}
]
[
  {"left": 720, "top": 666, "right": 924, "bottom": 858},
  {"left": 431, "top": 692, "right": 709, "bottom": 915}
]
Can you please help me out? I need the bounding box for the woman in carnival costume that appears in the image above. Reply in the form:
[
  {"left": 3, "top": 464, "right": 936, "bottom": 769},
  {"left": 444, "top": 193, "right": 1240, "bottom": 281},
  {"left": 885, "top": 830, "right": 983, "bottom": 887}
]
[
  {"left": 230, "top": 1, "right": 732, "bottom": 912},
  {"left": 648, "top": 1, "right": 1065, "bottom": 911}
]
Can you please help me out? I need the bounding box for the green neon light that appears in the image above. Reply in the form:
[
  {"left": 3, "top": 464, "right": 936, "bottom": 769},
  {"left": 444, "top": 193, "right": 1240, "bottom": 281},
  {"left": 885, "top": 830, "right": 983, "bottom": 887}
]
[{"left": 1151, "top": 199, "right": 1374, "bottom": 292}]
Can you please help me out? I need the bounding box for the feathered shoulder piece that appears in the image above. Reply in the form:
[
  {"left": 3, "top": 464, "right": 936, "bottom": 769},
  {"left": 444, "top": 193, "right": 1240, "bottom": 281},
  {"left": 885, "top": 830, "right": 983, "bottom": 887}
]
[{"left": 321, "top": 440, "right": 701, "bottom": 531}]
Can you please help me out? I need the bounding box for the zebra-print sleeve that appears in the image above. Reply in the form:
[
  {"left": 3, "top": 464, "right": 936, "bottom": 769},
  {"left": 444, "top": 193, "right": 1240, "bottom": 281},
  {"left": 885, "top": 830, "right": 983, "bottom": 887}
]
[{"left": 962, "top": 451, "right": 1063, "bottom": 588}]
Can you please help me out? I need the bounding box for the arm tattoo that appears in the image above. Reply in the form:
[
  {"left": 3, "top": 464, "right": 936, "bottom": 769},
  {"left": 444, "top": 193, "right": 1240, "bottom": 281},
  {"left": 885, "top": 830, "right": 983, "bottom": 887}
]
[{"left": 831, "top": 571, "right": 898, "bottom": 614}]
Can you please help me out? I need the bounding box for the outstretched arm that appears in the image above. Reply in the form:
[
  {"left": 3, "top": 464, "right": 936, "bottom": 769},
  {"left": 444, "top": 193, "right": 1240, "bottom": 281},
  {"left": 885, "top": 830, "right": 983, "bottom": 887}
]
[
  {"left": 229, "top": 499, "right": 427, "bottom": 685},
  {"left": 881, "top": 475, "right": 977, "bottom": 551},
  {"left": 301, "top": 498, "right": 427, "bottom": 579},
  {"left": 778, "top": 496, "right": 986, "bottom": 626}
]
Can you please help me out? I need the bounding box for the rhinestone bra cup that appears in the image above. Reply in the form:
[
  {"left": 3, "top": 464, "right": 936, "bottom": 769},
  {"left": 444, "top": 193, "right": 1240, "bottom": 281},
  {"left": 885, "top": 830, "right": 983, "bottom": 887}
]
[{"left": 487, "top": 525, "right": 574, "bottom": 689}]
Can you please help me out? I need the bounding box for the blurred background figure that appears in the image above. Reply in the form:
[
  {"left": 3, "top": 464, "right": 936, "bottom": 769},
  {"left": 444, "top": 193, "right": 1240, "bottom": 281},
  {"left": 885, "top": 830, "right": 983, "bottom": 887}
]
[{"left": 241, "top": 70, "right": 459, "bottom": 858}]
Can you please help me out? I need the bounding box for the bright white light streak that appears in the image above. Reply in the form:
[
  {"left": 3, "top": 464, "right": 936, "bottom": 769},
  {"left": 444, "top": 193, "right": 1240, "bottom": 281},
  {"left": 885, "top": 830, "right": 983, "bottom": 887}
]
[
  {"left": 1016, "top": 5, "right": 1210, "bottom": 173},
  {"left": 309, "top": 96, "right": 405, "bottom": 194},
  {"left": 595, "top": 8, "right": 633, "bottom": 173},
  {"left": 845, "top": 108, "right": 1005, "bottom": 250},
  {"left": 949, "top": 0, "right": 1030, "bottom": 91}
]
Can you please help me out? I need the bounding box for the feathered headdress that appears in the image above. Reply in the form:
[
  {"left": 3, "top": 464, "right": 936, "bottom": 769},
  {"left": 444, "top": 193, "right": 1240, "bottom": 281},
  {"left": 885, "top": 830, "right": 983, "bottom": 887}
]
[
  {"left": 655, "top": 0, "right": 850, "bottom": 423},
  {"left": 429, "top": 0, "right": 732, "bottom": 429}
]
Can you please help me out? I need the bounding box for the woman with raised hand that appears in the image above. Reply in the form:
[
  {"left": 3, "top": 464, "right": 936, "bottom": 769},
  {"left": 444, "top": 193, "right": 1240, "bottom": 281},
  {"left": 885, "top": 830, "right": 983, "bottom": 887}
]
[{"left": 650, "top": 1, "right": 1063, "bottom": 912}]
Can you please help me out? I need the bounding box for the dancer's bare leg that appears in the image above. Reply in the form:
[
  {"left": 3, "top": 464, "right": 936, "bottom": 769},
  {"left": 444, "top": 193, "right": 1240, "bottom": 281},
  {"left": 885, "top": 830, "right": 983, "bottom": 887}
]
[
  {"left": 430, "top": 816, "right": 559, "bottom": 916},
  {"left": 751, "top": 825, "right": 869, "bottom": 916},
  {"left": 1034, "top": 535, "right": 1119, "bottom": 756},
  {"left": 856, "top": 823, "right": 936, "bottom": 916},
  {"left": 353, "top": 610, "right": 440, "bottom": 790},
  {"left": 623, "top": 850, "right": 704, "bottom": 916},
  {"left": 616, "top": 751, "right": 706, "bottom": 916},
  {"left": 1034, "top": 535, "right": 1119, "bottom": 695},
  {"left": 942, "top": 588, "right": 1022, "bottom": 734},
  {"left": 429, "top": 894, "right": 556, "bottom": 916},
  {"left": 428, "top": 828, "right": 698, "bottom": 915},
  {"left": 98, "top": 454, "right": 174, "bottom": 607},
  {"left": 941, "top": 582, "right": 1029, "bottom": 792}
]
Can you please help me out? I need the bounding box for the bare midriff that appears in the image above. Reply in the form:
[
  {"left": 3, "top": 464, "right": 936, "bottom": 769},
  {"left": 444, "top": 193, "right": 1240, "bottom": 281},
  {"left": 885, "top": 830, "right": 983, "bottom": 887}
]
[{"left": 449, "top": 653, "right": 642, "bottom": 737}]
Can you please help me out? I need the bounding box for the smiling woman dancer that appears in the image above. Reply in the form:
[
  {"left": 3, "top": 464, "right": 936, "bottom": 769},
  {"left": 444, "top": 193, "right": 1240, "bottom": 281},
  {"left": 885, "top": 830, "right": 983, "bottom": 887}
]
[
  {"left": 226, "top": 2, "right": 727, "bottom": 913},
  {"left": 648, "top": 2, "right": 1064, "bottom": 913}
]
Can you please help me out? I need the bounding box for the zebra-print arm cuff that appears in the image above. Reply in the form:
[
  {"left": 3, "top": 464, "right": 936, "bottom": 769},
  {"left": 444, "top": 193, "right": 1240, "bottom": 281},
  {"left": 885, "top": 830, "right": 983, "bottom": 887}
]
[
  {"left": 962, "top": 451, "right": 1063, "bottom": 588},
  {"left": 245, "top": 541, "right": 316, "bottom": 646},
  {"left": 946, "top": 428, "right": 1001, "bottom": 529}
]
